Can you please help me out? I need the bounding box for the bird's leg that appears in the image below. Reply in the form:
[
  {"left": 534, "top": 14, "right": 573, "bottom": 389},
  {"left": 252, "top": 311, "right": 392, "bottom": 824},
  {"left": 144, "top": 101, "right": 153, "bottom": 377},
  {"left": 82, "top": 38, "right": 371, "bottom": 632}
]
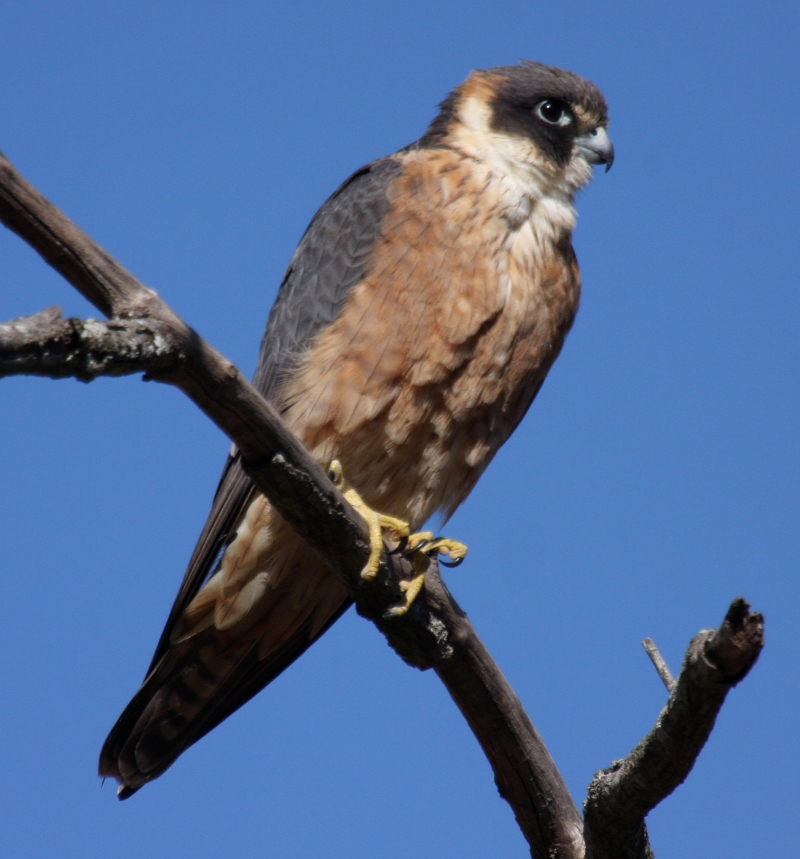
[{"left": 328, "top": 460, "right": 409, "bottom": 581}]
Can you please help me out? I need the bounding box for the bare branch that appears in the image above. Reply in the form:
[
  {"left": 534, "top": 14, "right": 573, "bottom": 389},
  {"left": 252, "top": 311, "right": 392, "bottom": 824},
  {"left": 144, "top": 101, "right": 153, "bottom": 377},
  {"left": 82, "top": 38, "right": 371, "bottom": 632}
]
[
  {"left": 0, "top": 153, "right": 158, "bottom": 319},
  {"left": 2, "top": 148, "right": 766, "bottom": 859},
  {"left": 583, "top": 598, "right": 764, "bottom": 859},
  {"left": 641, "top": 638, "right": 675, "bottom": 693},
  {"left": 0, "top": 306, "right": 180, "bottom": 381},
  {"left": 425, "top": 564, "right": 585, "bottom": 859},
  {"left": 0, "top": 149, "right": 370, "bottom": 595},
  {"left": 0, "top": 149, "right": 580, "bottom": 859},
  {"left": 704, "top": 597, "right": 764, "bottom": 681}
]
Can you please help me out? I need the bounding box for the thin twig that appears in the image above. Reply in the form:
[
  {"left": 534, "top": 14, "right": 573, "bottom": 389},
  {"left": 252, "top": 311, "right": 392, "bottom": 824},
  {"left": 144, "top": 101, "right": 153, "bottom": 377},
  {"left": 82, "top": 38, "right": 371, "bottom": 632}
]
[{"left": 641, "top": 638, "right": 675, "bottom": 693}]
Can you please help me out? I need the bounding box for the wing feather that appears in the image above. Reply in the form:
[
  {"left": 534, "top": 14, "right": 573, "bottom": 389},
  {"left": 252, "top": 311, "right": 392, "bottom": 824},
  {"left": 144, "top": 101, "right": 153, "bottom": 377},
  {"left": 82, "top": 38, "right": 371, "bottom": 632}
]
[
  {"left": 145, "top": 156, "right": 402, "bottom": 671},
  {"left": 102, "top": 155, "right": 404, "bottom": 787}
]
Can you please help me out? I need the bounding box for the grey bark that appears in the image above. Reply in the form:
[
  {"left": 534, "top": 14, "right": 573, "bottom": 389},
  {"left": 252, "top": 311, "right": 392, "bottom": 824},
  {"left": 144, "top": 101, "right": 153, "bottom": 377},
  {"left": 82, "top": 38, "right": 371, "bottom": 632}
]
[
  {"left": 584, "top": 599, "right": 764, "bottom": 859},
  {"left": 0, "top": 306, "right": 180, "bottom": 381}
]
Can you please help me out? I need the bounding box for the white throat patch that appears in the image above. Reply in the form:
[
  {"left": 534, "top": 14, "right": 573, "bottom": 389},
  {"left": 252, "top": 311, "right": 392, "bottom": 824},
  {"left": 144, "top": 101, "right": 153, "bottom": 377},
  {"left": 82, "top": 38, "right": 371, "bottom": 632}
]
[{"left": 448, "top": 94, "right": 595, "bottom": 243}]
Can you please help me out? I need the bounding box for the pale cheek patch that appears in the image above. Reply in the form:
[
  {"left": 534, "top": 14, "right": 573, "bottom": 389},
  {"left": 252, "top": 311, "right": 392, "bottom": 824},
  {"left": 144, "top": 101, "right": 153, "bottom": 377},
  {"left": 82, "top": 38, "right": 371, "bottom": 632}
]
[{"left": 449, "top": 90, "right": 601, "bottom": 207}]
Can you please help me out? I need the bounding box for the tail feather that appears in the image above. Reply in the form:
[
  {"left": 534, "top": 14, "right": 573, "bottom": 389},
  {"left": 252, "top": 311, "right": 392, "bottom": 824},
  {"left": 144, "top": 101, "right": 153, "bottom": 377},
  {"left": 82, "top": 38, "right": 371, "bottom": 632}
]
[
  {"left": 100, "top": 596, "right": 352, "bottom": 796},
  {"left": 115, "top": 634, "right": 255, "bottom": 786}
]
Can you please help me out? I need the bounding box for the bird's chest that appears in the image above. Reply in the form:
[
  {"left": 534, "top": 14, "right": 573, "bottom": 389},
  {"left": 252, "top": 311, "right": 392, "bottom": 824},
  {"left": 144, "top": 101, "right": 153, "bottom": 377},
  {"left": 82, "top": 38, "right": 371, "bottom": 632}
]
[
  {"left": 502, "top": 207, "right": 581, "bottom": 368},
  {"left": 442, "top": 159, "right": 580, "bottom": 365},
  {"left": 281, "top": 161, "right": 580, "bottom": 521},
  {"left": 428, "top": 168, "right": 580, "bottom": 385},
  {"left": 436, "top": 203, "right": 581, "bottom": 442}
]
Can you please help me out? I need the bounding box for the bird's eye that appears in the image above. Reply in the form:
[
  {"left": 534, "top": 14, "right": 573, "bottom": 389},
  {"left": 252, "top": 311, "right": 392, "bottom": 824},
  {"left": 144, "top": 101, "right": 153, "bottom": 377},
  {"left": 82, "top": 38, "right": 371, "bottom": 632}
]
[{"left": 535, "top": 99, "right": 573, "bottom": 127}]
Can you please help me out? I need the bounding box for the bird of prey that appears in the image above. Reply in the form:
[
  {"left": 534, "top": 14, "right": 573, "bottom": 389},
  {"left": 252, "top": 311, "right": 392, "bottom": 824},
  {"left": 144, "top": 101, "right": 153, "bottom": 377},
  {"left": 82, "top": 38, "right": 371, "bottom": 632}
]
[{"left": 100, "top": 61, "right": 613, "bottom": 797}]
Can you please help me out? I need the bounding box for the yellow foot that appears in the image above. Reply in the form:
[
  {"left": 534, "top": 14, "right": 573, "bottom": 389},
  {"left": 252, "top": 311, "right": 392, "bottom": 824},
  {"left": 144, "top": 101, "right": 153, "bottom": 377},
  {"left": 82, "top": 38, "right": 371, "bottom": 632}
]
[
  {"left": 383, "top": 534, "right": 469, "bottom": 619},
  {"left": 328, "top": 460, "right": 409, "bottom": 581},
  {"left": 327, "top": 460, "right": 468, "bottom": 617},
  {"left": 383, "top": 555, "right": 428, "bottom": 619},
  {"left": 404, "top": 532, "right": 468, "bottom": 568}
]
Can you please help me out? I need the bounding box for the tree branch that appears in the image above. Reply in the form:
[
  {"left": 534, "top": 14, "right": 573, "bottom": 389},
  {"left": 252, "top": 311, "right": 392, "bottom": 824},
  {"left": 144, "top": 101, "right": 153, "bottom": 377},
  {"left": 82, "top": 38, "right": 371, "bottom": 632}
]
[
  {"left": 0, "top": 149, "right": 582, "bottom": 859},
  {"left": 0, "top": 306, "right": 181, "bottom": 381},
  {"left": 583, "top": 598, "right": 764, "bottom": 859},
  {"left": 425, "top": 565, "right": 585, "bottom": 858},
  {"left": 0, "top": 148, "right": 377, "bottom": 610}
]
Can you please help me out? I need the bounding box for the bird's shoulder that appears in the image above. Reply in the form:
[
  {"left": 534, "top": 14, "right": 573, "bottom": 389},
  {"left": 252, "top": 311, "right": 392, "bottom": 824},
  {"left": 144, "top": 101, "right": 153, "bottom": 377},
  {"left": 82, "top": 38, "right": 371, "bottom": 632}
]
[
  {"left": 252, "top": 154, "right": 405, "bottom": 401},
  {"left": 251, "top": 141, "right": 500, "bottom": 403}
]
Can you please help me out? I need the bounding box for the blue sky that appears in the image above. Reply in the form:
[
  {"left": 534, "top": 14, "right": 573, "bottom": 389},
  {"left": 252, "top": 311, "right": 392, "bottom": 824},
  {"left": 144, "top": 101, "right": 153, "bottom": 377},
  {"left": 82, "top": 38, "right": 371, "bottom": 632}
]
[{"left": 1, "top": 2, "right": 798, "bottom": 857}]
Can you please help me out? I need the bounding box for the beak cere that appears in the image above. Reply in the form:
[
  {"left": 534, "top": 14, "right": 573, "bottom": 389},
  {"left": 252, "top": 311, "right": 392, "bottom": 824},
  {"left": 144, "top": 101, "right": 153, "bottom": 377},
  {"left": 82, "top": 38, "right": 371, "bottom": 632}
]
[{"left": 576, "top": 126, "right": 614, "bottom": 171}]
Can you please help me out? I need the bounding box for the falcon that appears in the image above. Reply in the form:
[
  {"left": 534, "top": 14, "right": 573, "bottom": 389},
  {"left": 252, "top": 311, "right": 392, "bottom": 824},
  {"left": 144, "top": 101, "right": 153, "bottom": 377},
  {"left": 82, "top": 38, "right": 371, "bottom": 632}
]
[{"left": 100, "top": 61, "right": 613, "bottom": 796}]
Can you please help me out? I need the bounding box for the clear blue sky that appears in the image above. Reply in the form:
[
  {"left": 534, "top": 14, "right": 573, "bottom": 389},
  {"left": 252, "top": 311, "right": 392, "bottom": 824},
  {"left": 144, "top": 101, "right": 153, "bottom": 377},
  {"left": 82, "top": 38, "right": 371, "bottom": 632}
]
[{"left": 1, "top": 2, "right": 797, "bottom": 857}]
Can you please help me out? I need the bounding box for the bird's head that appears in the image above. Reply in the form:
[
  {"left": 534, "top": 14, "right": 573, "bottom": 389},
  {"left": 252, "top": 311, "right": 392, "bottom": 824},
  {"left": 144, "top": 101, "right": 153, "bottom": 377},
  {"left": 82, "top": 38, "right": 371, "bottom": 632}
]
[{"left": 423, "top": 61, "right": 613, "bottom": 197}]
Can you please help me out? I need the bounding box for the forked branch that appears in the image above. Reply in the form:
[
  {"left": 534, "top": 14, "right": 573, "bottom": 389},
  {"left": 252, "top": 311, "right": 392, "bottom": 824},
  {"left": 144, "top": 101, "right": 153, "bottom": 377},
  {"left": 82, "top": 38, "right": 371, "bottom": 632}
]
[{"left": 584, "top": 598, "right": 764, "bottom": 859}]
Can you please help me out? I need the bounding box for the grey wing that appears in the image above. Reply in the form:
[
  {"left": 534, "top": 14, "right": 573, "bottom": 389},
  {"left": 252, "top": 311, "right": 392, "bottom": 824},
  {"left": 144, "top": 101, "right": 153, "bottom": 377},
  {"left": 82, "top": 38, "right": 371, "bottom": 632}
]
[
  {"left": 145, "top": 155, "right": 403, "bottom": 672},
  {"left": 252, "top": 156, "right": 403, "bottom": 398}
]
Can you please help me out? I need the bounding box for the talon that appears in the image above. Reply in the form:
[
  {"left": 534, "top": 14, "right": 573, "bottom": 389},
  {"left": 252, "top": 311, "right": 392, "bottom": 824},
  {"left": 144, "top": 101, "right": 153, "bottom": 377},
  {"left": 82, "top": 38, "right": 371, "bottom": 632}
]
[
  {"left": 383, "top": 562, "right": 427, "bottom": 619},
  {"left": 403, "top": 531, "right": 434, "bottom": 556},
  {"left": 328, "top": 461, "right": 343, "bottom": 485},
  {"left": 328, "top": 459, "right": 410, "bottom": 581},
  {"left": 402, "top": 539, "right": 430, "bottom": 556},
  {"left": 429, "top": 537, "right": 468, "bottom": 564},
  {"left": 407, "top": 534, "right": 468, "bottom": 566},
  {"left": 388, "top": 535, "right": 409, "bottom": 555}
]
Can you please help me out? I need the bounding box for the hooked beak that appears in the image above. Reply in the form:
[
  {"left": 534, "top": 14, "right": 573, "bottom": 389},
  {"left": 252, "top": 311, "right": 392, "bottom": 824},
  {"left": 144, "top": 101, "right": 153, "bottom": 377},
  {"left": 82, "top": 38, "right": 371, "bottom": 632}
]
[{"left": 576, "top": 126, "right": 614, "bottom": 172}]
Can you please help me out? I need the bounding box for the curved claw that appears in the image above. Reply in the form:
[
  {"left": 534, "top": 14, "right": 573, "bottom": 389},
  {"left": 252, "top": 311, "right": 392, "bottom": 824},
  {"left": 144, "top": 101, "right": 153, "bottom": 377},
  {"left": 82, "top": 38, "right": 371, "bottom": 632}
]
[
  {"left": 388, "top": 535, "right": 409, "bottom": 555},
  {"left": 402, "top": 537, "right": 430, "bottom": 556},
  {"left": 426, "top": 536, "right": 468, "bottom": 567}
]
